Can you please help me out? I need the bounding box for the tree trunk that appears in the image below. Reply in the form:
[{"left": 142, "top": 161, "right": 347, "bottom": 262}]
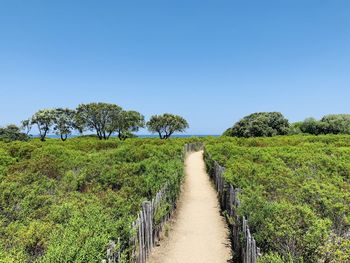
[
  {"left": 40, "top": 130, "right": 47, "bottom": 141},
  {"left": 166, "top": 132, "right": 173, "bottom": 139},
  {"left": 107, "top": 131, "right": 113, "bottom": 140},
  {"left": 96, "top": 130, "right": 102, "bottom": 140},
  {"left": 61, "top": 134, "right": 67, "bottom": 141}
]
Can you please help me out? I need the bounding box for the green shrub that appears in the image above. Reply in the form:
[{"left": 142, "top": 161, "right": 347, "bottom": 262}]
[
  {"left": 224, "top": 112, "right": 289, "bottom": 138},
  {"left": 0, "top": 138, "right": 186, "bottom": 262},
  {"left": 204, "top": 135, "right": 350, "bottom": 262}
]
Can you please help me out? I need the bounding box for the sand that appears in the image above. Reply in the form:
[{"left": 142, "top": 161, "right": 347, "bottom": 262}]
[{"left": 148, "top": 151, "right": 232, "bottom": 263}]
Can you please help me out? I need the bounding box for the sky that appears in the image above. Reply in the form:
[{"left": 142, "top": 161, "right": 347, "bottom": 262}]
[{"left": 0, "top": 0, "right": 350, "bottom": 135}]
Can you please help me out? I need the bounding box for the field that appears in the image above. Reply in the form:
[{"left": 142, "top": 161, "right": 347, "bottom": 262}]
[
  {"left": 0, "top": 138, "right": 186, "bottom": 262},
  {"left": 204, "top": 135, "right": 350, "bottom": 262}
]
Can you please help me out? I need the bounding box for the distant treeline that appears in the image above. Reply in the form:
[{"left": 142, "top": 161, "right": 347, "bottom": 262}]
[
  {"left": 2, "top": 108, "right": 350, "bottom": 142},
  {"left": 0, "top": 102, "right": 189, "bottom": 142},
  {"left": 224, "top": 112, "right": 350, "bottom": 138}
]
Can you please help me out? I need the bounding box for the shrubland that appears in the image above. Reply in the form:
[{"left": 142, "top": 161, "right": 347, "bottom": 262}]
[
  {"left": 204, "top": 135, "right": 350, "bottom": 262},
  {"left": 0, "top": 137, "right": 187, "bottom": 262},
  {"left": 2, "top": 109, "right": 350, "bottom": 263}
]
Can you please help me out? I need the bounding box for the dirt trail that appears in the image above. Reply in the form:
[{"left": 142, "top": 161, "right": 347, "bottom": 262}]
[{"left": 148, "top": 151, "right": 232, "bottom": 263}]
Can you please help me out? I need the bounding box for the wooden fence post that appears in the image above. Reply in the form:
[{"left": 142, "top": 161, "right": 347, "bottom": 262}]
[
  {"left": 205, "top": 151, "right": 261, "bottom": 263},
  {"left": 106, "top": 240, "right": 116, "bottom": 263},
  {"left": 104, "top": 143, "right": 261, "bottom": 263}
]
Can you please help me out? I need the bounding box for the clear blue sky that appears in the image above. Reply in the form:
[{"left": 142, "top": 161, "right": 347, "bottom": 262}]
[{"left": 0, "top": 1, "right": 350, "bottom": 134}]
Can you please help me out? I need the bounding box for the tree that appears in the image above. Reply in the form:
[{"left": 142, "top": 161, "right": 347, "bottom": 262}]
[
  {"left": 299, "top": 118, "right": 327, "bottom": 135},
  {"left": 321, "top": 114, "right": 350, "bottom": 134},
  {"left": 147, "top": 113, "right": 189, "bottom": 139},
  {"left": 224, "top": 112, "right": 289, "bottom": 138},
  {"left": 113, "top": 110, "right": 145, "bottom": 140},
  {"left": 75, "top": 103, "right": 122, "bottom": 140},
  {"left": 21, "top": 119, "right": 32, "bottom": 135},
  {"left": 298, "top": 114, "right": 350, "bottom": 135},
  {"left": 53, "top": 108, "right": 75, "bottom": 141},
  {"left": 0, "top": 125, "right": 29, "bottom": 142},
  {"left": 288, "top": 122, "right": 303, "bottom": 135},
  {"left": 31, "top": 109, "right": 56, "bottom": 141}
]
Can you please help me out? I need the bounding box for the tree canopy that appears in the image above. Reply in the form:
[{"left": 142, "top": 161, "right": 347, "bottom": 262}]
[
  {"left": 321, "top": 114, "right": 350, "bottom": 134},
  {"left": 113, "top": 110, "right": 145, "bottom": 140},
  {"left": 0, "top": 124, "right": 29, "bottom": 142},
  {"left": 31, "top": 109, "right": 56, "bottom": 141},
  {"left": 298, "top": 114, "right": 350, "bottom": 135},
  {"left": 21, "top": 103, "right": 147, "bottom": 141},
  {"left": 21, "top": 119, "right": 32, "bottom": 135},
  {"left": 299, "top": 117, "right": 326, "bottom": 135},
  {"left": 224, "top": 112, "right": 289, "bottom": 138},
  {"left": 53, "top": 108, "right": 76, "bottom": 141},
  {"left": 75, "top": 103, "right": 123, "bottom": 140},
  {"left": 147, "top": 113, "right": 189, "bottom": 139}
]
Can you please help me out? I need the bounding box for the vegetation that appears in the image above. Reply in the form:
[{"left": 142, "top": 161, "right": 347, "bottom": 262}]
[
  {"left": 147, "top": 113, "right": 189, "bottom": 139},
  {"left": 31, "top": 109, "right": 57, "bottom": 141},
  {"left": 20, "top": 120, "right": 32, "bottom": 136},
  {"left": 204, "top": 135, "right": 350, "bottom": 262},
  {"left": 53, "top": 108, "right": 76, "bottom": 141},
  {"left": 74, "top": 102, "right": 123, "bottom": 140},
  {"left": 0, "top": 137, "right": 187, "bottom": 262},
  {"left": 299, "top": 114, "right": 350, "bottom": 135},
  {"left": 113, "top": 110, "right": 145, "bottom": 140},
  {"left": 0, "top": 125, "right": 29, "bottom": 142},
  {"left": 2, "top": 107, "right": 350, "bottom": 262},
  {"left": 223, "top": 112, "right": 289, "bottom": 138},
  {"left": 224, "top": 112, "right": 350, "bottom": 138},
  {"left": 21, "top": 103, "right": 188, "bottom": 142}
]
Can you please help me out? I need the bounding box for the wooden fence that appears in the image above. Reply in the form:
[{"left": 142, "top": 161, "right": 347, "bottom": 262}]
[
  {"left": 201, "top": 143, "right": 262, "bottom": 263},
  {"left": 103, "top": 142, "right": 261, "bottom": 263},
  {"left": 184, "top": 141, "right": 205, "bottom": 153},
  {"left": 102, "top": 143, "right": 199, "bottom": 263}
]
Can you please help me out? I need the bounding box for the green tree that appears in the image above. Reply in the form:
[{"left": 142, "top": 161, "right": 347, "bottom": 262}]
[
  {"left": 0, "top": 125, "right": 29, "bottom": 142},
  {"left": 31, "top": 109, "right": 56, "bottom": 141},
  {"left": 224, "top": 112, "right": 289, "bottom": 137},
  {"left": 113, "top": 110, "right": 145, "bottom": 140},
  {"left": 21, "top": 119, "right": 32, "bottom": 135},
  {"left": 299, "top": 115, "right": 350, "bottom": 135},
  {"left": 299, "top": 118, "right": 326, "bottom": 135},
  {"left": 75, "top": 103, "right": 122, "bottom": 140},
  {"left": 321, "top": 114, "right": 350, "bottom": 134},
  {"left": 288, "top": 122, "right": 303, "bottom": 135},
  {"left": 147, "top": 113, "right": 189, "bottom": 139},
  {"left": 53, "top": 108, "right": 76, "bottom": 141}
]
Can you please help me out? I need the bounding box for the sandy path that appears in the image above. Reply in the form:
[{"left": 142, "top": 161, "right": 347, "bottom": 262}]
[{"left": 148, "top": 151, "right": 232, "bottom": 263}]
